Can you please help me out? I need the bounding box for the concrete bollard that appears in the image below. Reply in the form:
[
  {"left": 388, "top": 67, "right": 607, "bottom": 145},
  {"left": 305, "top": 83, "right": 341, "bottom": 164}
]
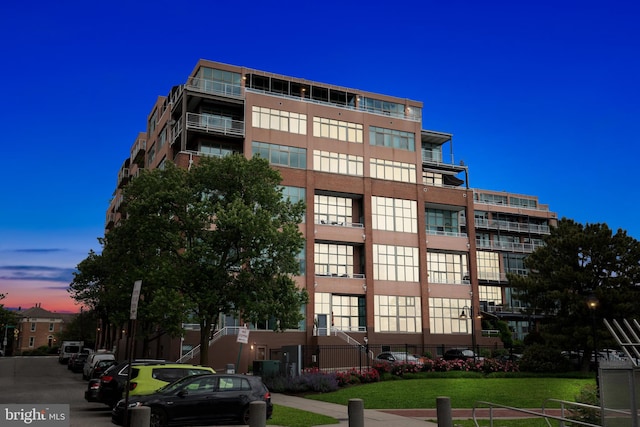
[
  {"left": 129, "top": 406, "right": 150, "bottom": 427},
  {"left": 436, "top": 396, "right": 453, "bottom": 427},
  {"left": 249, "top": 400, "right": 266, "bottom": 427},
  {"left": 348, "top": 398, "right": 364, "bottom": 427}
]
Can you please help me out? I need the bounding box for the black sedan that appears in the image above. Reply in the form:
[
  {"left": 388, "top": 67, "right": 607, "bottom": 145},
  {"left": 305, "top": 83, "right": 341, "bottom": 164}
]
[{"left": 112, "top": 373, "right": 272, "bottom": 427}]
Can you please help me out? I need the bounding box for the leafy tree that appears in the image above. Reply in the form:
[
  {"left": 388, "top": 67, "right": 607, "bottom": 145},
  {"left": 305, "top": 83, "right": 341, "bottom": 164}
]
[
  {"left": 509, "top": 218, "right": 640, "bottom": 370},
  {"left": 72, "top": 155, "right": 308, "bottom": 364}
]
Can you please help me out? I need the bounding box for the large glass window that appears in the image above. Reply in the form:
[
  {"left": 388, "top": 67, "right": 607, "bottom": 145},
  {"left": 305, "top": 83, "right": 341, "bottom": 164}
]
[
  {"left": 371, "top": 196, "right": 417, "bottom": 233},
  {"left": 422, "top": 171, "right": 443, "bottom": 186},
  {"left": 476, "top": 251, "right": 501, "bottom": 281},
  {"left": 370, "top": 158, "right": 416, "bottom": 183},
  {"left": 313, "top": 117, "right": 363, "bottom": 143},
  {"left": 373, "top": 244, "right": 419, "bottom": 282},
  {"left": 313, "top": 150, "right": 363, "bottom": 176},
  {"left": 200, "top": 142, "right": 239, "bottom": 158},
  {"left": 315, "top": 194, "right": 352, "bottom": 225},
  {"left": 252, "top": 142, "right": 306, "bottom": 169},
  {"left": 427, "top": 252, "right": 468, "bottom": 284},
  {"left": 370, "top": 126, "right": 415, "bottom": 151},
  {"left": 332, "top": 295, "right": 366, "bottom": 332},
  {"left": 475, "top": 193, "right": 508, "bottom": 205},
  {"left": 375, "top": 295, "right": 422, "bottom": 332},
  {"left": 422, "top": 143, "right": 442, "bottom": 162},
  {"left": 479, "top": 285, "right": 503, "bottom": 310},
  {"left": 195, "top": 67, "right": 242, "bottom": 97},
  {"left": 429, "top": 297, "right": 469, "bottom": 334},
  {"left": 252, "top": 106, "right": 307, "bottom": 135},
  {"left": 314, "top": 243, "right": 354, "bottom": 277},
  {"left": 425, "top": 208, "right": 460, "bottom": 235},
  {"left": 503, "top": 253, "right": 528, "bottom": 276}
]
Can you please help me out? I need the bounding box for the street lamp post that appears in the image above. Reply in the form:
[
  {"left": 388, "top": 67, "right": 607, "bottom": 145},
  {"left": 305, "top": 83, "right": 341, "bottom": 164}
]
[
  {"left": 460, "top": 305, "right": 477, "bottom": 361},
  {"left": 587, "top": 295, "right": 599, "bottom": 392}
]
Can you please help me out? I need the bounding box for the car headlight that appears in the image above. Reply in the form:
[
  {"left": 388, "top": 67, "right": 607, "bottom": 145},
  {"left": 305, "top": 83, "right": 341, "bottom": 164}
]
[{"left": 128, "top": 401, "right": 143, "bottom": 409}]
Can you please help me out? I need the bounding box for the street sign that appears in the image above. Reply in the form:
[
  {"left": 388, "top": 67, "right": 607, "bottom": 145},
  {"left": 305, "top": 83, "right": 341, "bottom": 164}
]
[
  {"left": 130, "top": 280, "right": 142, "bottom": 320},
  {"left": 237, "top": 326, "right": 249, "bottom": 344}
]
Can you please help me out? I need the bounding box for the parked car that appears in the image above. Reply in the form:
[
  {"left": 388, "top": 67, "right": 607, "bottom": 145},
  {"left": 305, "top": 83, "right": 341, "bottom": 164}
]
[
  {"left": 375, "top": 351, "right": 424, "bottom": 364},
  {"left": 87, "top": 360, "right": 168, "bottom": 407},
  {"left": 443, "top": 348, "right": 482, "bottom": 361},
  {"left": 89, "top": 359, "right": 119, "bottom": 379},
  {"left": 111, "top": 373, "right": 272, "bottom": 426},
  {"left": 128, "top": 364, "right": 216, "bottom": 397},
  {"left": 83, "top": 351, "right": 116, "bottom": 380},
  {"left": 70, "top": 353, "right": 90, "bottom": 373}
]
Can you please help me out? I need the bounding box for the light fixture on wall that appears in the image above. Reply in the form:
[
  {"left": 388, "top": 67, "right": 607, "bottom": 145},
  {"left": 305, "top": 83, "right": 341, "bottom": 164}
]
[{"left": 362, "top": 284, "right": 367, "bottom": 292}]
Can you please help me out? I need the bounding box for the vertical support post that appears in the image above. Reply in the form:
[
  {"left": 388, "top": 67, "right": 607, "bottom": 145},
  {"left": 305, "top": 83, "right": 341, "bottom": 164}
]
[
  {"left": 348, "top": 398, "right": 364, "bottom": 427},
  {"left": 249, "top": 401, "right": 266, "bottom": 427},
  {"left": 437, "top": 396, "right": 453, "bottom": 427}
]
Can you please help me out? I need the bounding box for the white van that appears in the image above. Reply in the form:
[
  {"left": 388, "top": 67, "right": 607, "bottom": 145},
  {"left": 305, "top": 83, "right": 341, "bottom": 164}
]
[
  {"left": 58, "top": 341, "right": 84, "bottom": 364},
  {"left": 82, "top": 351, "right": 115, "bottom": 380}
]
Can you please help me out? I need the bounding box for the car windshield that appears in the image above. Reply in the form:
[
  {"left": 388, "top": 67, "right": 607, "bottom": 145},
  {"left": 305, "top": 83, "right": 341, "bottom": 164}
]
[{"left": 157, "top": 375, "right": 204, "bottom": 393}]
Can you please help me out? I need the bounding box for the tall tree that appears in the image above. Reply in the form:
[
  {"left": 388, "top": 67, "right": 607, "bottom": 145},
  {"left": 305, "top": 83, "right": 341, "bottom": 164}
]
[
  {"left": 74, "top": 155, "right": 308, "bottom": 364},
  {"left": 509, "top": 218, "right": 640, "bottom": 370}
]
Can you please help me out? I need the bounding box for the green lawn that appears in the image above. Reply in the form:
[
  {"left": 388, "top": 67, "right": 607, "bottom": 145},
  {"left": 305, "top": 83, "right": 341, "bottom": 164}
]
[
  {"left": 305, "top": 377, "right": 593, "bottom": 409},
  {"left": 267, "top": 377, "right": 595, "bottom": 427}
]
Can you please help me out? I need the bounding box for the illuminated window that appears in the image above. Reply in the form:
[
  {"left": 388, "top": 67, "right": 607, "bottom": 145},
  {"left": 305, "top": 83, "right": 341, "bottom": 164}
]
[
  {"left": 429, "top": 297, "right": 470, "bottom": 334},
  {"left": 427, "top": 252, "right": 468, "bottom": 284},
  {"left": 373, "top": 244, "right": 419, "bottom": 282},
  {"left": 313, "top": 150, "right": 363, "bottom": 176},
  {"left": 313, "top": 117, "right": 363, "bottom": 143},
  {"left": 371, "top": 196, "right": 417, "bottom": 233},
  {"left": 370, "top": 158, "right": 416, "bottom": 183},
  {"left": 375, "top": 295, "right": 422, "bottom": 332}
]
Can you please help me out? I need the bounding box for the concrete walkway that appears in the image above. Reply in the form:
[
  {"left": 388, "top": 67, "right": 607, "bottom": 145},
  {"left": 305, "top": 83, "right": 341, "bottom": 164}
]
[
  {"left": 271, "top": 393, "right": 438, "bottom": 427},
  {"left": 271, "top": 393, "right": 566, "bottom": 427}
]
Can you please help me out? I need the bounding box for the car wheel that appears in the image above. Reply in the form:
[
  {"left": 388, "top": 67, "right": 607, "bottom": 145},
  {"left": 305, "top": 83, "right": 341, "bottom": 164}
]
[
  {"left": 240, "top": 406, "right": 251, "bottom": 425},
  {"left": 150, "top": 407, "right": 168, "bottom": 427}
]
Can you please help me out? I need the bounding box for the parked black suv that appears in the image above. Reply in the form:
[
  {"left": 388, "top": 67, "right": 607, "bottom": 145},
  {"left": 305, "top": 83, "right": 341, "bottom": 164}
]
[
  {"left": 85, "top": 359, "right": 165, "bottom": 407},
  {"left": 112, "top": 373, "right": 273, "bottom": 426}
]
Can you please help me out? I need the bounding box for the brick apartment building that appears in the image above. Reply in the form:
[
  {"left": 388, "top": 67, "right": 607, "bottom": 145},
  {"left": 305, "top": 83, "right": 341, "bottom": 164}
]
[
  {"left": 105, "top": 59, "right": 557, "bottom": 372},
  {"left": 13, "top": 304, "right": 68, "bottom": 353}
]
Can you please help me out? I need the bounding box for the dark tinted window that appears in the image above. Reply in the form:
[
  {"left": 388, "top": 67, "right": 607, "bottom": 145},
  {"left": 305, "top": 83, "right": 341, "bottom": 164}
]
[{"left": 151, "top": 368, "right": 211, "bottom": 383}]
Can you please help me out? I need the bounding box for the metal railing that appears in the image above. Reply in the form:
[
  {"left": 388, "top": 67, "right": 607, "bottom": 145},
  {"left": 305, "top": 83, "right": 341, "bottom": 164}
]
[
  {"left": 186, "top": 77, "right": 244, "bottom": 99},
  {"left": 475, "top": 218, "right": 551, "bottom": 234},
  {"left": 476, "top": 239, "right": 544, "bottom": 253},
  {"left": 176, "top": 326, "right": 242, "bottom": 363},
  {"left": 473, "top": 400, "right": 603, "bottom": 427},
  {"left": 186, "top": 113, "right": 245, "bottom": 137}
]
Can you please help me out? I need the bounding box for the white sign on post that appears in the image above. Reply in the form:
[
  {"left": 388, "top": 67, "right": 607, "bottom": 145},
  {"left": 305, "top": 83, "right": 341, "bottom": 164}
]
[
  {"left": 237, "top": 326, "right": 249, "bottom": 344},
  {"left": 130, "top": 280, "right": 142, "bottom": 320}
]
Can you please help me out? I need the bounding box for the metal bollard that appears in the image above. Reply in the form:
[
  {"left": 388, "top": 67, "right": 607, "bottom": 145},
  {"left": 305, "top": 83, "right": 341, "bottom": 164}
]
[
  {"left": 436, "top": 396, "right": 453, "bottom": 427},
  {"left": 348, "top": 398, "right": 364, "bottom": 427},
  {"left": 249, "top": 400, "right": 266, "bottom": 427},
  {"left": 129, "top": 406, "right": 150, "bottom": 427}
]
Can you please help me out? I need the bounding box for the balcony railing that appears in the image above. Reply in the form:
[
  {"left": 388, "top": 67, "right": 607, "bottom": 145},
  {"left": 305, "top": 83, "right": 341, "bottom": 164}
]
[
  {"left": 475, "top": 218, "right": 550, "bottom": 234},
  {"left": 426, "top": 228, "right": 468, "bottom": 238},
  {"left": 130, "top": 138, "right": 146, "bottom": 162},
  {"left": 186, "top": 113, "right": 245, "bottom": 137},
  {"left": 186, "top": 77, "right": 244, "bottom": 99},
  {"left": 315, "top": 272, "right": 365, "bottom": 279},
  {"left": 475, "top": 239, "right": 544, "bottom": 253},
  {"left": 317, "top": 219, "right": 364, "bottom": 228}
]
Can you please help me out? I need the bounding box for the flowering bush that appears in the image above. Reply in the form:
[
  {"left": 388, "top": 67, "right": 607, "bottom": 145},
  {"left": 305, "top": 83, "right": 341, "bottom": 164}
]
[{"left": 335, "top": 368, "right": 380, "bottom": 386}]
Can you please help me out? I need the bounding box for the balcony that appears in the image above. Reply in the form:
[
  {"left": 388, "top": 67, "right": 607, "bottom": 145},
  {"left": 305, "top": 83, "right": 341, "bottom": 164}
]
[
  {"left": 186, "top": 113, "right": 245, "bottom": 137},
  {"left": 475, "top": 239, "right": 544, "bottom": 253},
  {"left": 130, "top": 138, "right": 147, "bottom": 164},
  {"left": 186, "top": 77, "right": 244, "bottom": 100},
  {"left": 117, "top": 168, "right": 129, "bottom": 188},
  {"left": 105, "top": 212, "right": 116, "bottom": 228},
  {"left": 475, "top": 218, "right": 550, "bottom": 234}
]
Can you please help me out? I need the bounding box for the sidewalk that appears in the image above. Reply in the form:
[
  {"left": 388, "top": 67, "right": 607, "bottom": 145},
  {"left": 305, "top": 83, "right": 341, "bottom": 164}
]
[
  {"left": 271, "top": 393, "right": 437, "bottom": 427},
  {"left": 271, "top": 393, "right": 566, "bottom": 427}
]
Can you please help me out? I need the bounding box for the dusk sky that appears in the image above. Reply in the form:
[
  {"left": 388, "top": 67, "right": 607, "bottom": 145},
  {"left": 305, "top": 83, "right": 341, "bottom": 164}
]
[{"left": 1, "top": 1, "right": 638, "bottom": 313}]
